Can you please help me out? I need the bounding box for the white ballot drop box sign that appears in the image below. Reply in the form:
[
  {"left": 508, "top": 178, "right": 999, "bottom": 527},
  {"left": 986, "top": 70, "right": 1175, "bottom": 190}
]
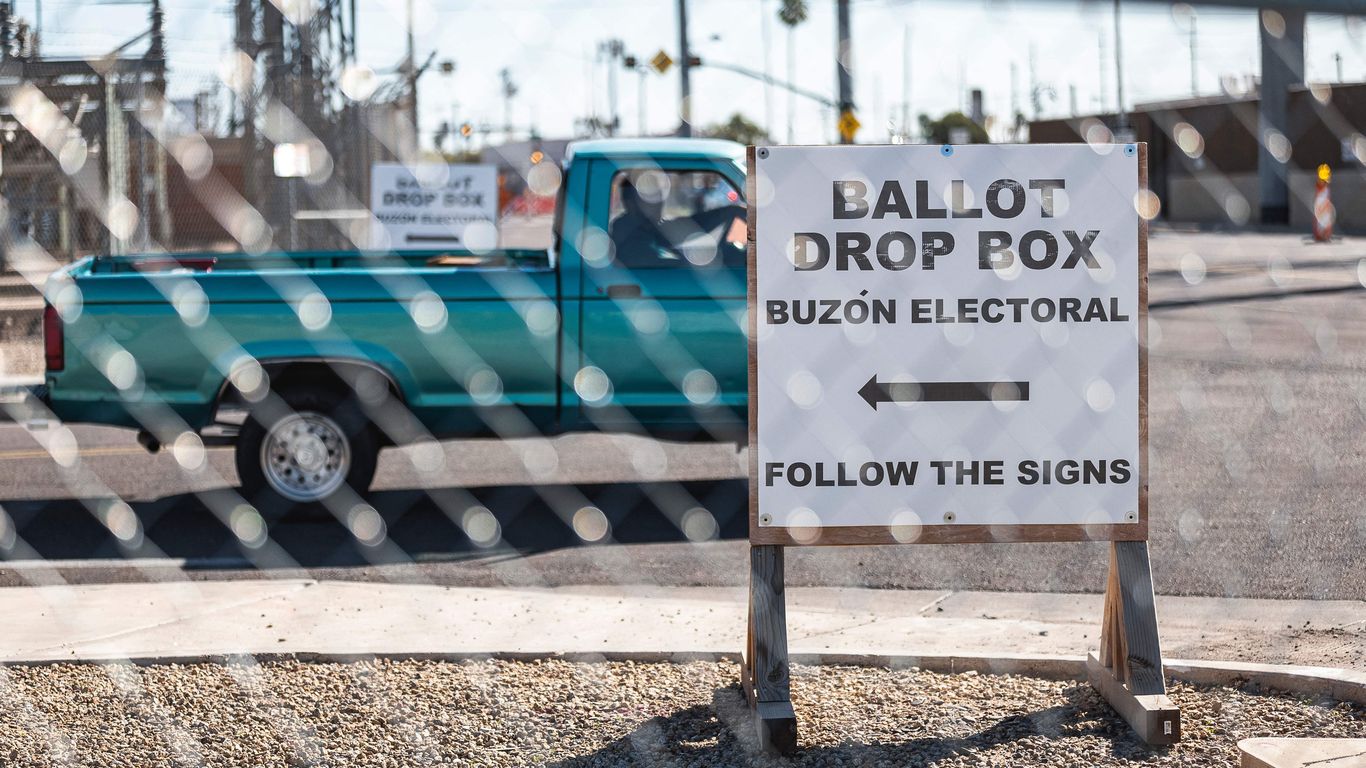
[
  {"left": 369, "top": 163, "right": 498, "bottom": 249},
  {"left": 748, "top": 143, "right": 1147, "bottom": 545}
]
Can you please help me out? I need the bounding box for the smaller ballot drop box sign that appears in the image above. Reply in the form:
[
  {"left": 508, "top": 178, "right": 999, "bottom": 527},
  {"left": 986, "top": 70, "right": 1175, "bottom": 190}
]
[
  {"left": 369, "top": 163, "right": 498, "bottom": 249},
  {"left": 748, "top": 143, "right": 1148, "bottom": 545}
]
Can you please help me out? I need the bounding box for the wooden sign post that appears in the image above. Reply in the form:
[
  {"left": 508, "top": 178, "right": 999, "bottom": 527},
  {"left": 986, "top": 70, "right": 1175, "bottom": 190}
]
[{"left": 744, "top": 143, "right": 1177, "bottom": 754}]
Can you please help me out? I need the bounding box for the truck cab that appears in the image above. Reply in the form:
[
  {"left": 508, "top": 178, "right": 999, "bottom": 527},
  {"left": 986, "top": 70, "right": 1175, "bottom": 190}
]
[{"left": 559, "top": 139, "right": 748, "bottom": 432}]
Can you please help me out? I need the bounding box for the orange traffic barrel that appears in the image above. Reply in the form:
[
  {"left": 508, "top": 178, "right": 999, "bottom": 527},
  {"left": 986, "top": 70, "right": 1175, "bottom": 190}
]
[{"left": 1312, "top": 164, "right": 1334, "bottom": 242}]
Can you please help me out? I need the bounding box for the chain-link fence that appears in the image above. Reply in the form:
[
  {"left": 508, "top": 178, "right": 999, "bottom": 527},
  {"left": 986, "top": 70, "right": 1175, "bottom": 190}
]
[{"left": 0, "top": 0, "right": 1363, "bottom": 765}]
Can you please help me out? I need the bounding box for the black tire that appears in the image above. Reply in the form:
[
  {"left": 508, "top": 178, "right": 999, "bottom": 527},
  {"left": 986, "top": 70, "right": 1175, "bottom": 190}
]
[{"left": 235, "top": 387, "right": 379, "bottom": 518}]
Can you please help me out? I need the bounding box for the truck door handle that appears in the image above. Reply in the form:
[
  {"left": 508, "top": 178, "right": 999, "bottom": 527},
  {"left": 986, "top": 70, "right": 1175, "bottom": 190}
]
[{"left": 605, "top": 283, "right": 642, "bottom": 298}]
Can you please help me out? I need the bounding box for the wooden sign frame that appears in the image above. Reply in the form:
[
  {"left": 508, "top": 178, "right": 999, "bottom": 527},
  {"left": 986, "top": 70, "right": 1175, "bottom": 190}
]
[
  {"left": 741, "top": 144, "right": 1178, "bottom": 755},
  {"left": 746, "top": 144, "right": 1150, "bottom": 547}
]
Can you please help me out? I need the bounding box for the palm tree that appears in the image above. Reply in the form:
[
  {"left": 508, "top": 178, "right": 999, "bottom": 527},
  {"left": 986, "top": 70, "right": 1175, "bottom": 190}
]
[{"left": 778, "top": 1, "right": 808, "bottom": 28}]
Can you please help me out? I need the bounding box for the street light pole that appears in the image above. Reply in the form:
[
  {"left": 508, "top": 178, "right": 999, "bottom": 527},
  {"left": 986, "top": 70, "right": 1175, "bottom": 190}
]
[
  {"left": 638, "top": 67, "right": 648, "bottom": 135},
  {"left": 677, "top": 0, "right": 693, "bottom": 137},
  {"left": 696, "top": 59, "right": 835, "bottom": 109},
  {"left": 836, "top": 0, "right": 854, "bottom": 144},
  {"left": 1113, "top": 0, "right": 1127, "bottom": 131}
]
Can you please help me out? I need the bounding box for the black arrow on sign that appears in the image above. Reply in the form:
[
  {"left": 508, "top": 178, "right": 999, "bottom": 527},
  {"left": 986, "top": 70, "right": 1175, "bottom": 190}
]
[{"left": 857, "top": 376, "right": 1030, "bottom": 409}]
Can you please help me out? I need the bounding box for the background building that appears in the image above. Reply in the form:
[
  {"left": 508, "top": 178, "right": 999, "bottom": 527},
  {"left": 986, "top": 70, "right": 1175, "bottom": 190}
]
[{"left": 1031, "top": 83, "right": 1366, "bottom": 232}]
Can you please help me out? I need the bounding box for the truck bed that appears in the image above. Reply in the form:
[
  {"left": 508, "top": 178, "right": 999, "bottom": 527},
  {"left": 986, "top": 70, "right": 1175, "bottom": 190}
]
[
  {"left": 82, "top": 248, "right": 549, "bottom": 275},
  {"left": 45, "top": 248, "right": 562, "bottom": 436}
]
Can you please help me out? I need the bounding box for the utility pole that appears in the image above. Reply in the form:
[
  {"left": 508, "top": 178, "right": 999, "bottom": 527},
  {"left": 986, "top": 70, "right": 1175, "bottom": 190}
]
[
  {"left": 405, "top": 0, "right": 418, "bottom": 149},
  {"left": 836, "top": 0, "right": 854, "bottom": 144},
  {"left": 1098, "top": 30, "right": 1108, "bottom": 114},
  {"left": 1186, "top": 7, "right": 1199, "bottom": 95},
  {"left": 786, "top": 24, "right": 796, "bottom": 143},
  {"left": 1028, "top": 43, "right": 1039, "bottom": 118},
  {"left": 777, "top": 0, "right": 808, "bottom": 143},
  {"left": 761, "top": 0, "right": 774, "bottom": 139},
  {"left": 583, "top": 53, "right": 595, "bottom": 131},
  {"left": 623, "top": 52, "right": 649, "bottom": 136},
  {"left": 500, "top": 68, "right": 517, "bottom": 143},
  {"left": 957, "top": 59, "right": 966, "bottom": 113},
  {"left": 262, "top": 0, "right": 286, "bottom": 232},
  {"left": 677, "top": 0, "right": 693, "bottom": 137},
  {"left": 600, "top": 39, "right": 624, "bottom": 136},
  {"left": 901, "top": 25, "right": 910, "bottom": 142},
  {"left": 1114, "top": 0, "right": 1127, "bottom": 131},
  {"left": 233, "top": 0, "right": 256, "bottom": 207},
  {"left": 1335, "top": 52, "right": 1344, "bottom": 82},
  {"left": 133, "top": 0, "right": 165, "bottom": 250},
  {"left": 639, "top": 66, "right": 648, "bottom": 135},
  {"left": 1010, "top": 61, "right": 1019, "bottom": 134},
  {"left": 873, "top": 75, "right": 883, "bottom": 141},
  {"left": 149, "top": 0, "right": 164, "bottom": 59}
]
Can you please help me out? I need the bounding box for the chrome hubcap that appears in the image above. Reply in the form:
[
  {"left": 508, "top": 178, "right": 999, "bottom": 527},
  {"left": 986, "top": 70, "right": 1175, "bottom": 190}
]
[{"left": 261, "top": 412, "right": 350, "bottom": 502}]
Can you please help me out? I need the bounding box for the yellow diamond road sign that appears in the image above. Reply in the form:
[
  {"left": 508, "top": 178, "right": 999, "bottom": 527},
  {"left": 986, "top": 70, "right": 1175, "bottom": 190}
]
[
  {"left": 838, "top": 110, "right": 861, "bottom": 142},
  {"left": 651, "top": 50, "right": 673, "bottom": 75}
]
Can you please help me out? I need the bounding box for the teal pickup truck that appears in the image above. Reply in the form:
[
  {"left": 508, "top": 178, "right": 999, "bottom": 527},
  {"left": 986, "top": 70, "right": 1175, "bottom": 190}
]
[{"left": 33, "top": 139, "right": 749, "bottom": 510}]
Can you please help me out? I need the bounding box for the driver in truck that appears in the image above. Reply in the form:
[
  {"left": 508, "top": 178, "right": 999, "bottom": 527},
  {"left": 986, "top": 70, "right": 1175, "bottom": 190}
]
[{"left": 609, "top": 178, "right": 680, "bottom": 266}]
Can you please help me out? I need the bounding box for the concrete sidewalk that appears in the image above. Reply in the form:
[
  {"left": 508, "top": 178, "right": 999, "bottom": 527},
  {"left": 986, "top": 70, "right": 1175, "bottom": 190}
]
[{"left": 1, "top": 580, "right": 1362, "bottom": 670}]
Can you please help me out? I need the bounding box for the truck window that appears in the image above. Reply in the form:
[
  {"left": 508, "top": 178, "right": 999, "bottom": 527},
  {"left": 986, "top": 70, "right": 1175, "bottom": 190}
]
[{"left": 606, "top": 170, "right": 746, "bottom": 269}]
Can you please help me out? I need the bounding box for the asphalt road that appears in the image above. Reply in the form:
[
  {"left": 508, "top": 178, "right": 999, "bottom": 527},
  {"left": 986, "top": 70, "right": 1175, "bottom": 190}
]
[{"left": 2, "top": 231, "right": 1365, "bottom": 600}]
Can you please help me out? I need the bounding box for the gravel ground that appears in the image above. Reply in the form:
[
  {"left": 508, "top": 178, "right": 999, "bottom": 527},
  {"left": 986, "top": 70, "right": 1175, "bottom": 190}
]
[{"left": 0, "top": 660, "right": 1360, "bottom": 767}]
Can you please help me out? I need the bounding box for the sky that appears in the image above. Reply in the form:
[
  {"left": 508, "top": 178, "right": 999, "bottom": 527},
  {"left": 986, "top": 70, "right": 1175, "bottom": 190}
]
[{"left": 26, "top": 0, "right": 1366, "bottom": 147}]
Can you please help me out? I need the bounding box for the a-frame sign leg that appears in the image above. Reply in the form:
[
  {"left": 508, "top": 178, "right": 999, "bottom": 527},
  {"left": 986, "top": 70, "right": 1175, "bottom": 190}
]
[
  {"left": 743, "top": 544, "right": 797, "bottom": 755},
  {"left": 1088, "top": 540, "right": 1181, "bottom": 746}
]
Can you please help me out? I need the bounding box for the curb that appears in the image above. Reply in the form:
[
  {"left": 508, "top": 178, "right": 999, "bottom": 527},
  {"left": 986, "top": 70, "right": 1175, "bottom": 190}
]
[
  {"left": 3, "top": 650, "right": 1362, "bottom": 705},
  {"left": 1163, "top": 658, "right": 1366, "bottom": 707}
]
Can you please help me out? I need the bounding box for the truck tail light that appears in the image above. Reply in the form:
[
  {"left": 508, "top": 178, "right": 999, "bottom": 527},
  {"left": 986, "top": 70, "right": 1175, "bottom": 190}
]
[{"left": 43, "top": 303, "right": 64, "bottom": 372}]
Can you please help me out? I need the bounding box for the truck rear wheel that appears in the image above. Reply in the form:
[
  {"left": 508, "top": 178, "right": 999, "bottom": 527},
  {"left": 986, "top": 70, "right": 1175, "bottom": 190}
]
[{"left": 235, "top": 389, "right": 379, "bottom": 516}]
